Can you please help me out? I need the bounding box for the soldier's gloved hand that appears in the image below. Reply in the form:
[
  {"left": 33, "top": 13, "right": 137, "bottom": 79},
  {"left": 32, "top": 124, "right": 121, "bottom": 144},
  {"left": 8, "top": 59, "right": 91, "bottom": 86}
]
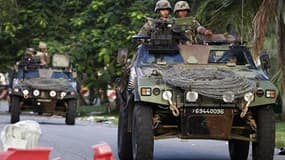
[{"left": 204, "top": 30, "right": 213, "bottom": 37}]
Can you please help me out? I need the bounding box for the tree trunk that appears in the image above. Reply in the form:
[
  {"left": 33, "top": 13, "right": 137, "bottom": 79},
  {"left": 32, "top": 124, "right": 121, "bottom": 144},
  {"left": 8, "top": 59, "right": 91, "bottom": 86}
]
[
  {"left": 277, "top": 0, "right": 285, "bottom": 119},
  {"left": 253, "top": 0, "right": 277, "bottom": 59}
]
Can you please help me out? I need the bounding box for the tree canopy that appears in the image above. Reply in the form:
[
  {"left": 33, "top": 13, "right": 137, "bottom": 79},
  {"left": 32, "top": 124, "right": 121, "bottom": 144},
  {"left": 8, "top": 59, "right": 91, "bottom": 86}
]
[{"left": 0, "top": 0, "right": 283, "bottom": 91}]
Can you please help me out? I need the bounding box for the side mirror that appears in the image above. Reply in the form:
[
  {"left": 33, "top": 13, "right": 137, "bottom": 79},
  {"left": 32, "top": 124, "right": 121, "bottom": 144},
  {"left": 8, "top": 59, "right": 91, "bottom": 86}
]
[
  {"left": 72, "top": 70, "right": 77, "bottom": 79},
  {"left": 117, "top": 48, "right": 128, "bottom": 64},
  {"left": 260, "top": 52, "right": 271, "bottom": 70}
]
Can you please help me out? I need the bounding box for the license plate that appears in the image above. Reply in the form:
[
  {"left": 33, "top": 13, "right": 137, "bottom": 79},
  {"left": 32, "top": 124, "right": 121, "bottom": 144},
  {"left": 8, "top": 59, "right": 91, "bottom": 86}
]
[
  {"left": 37, "top": 99, "right": 52, "bottom": 102},
  {"left": 191, "top": 108, "right": 225, "bottom": 115}
]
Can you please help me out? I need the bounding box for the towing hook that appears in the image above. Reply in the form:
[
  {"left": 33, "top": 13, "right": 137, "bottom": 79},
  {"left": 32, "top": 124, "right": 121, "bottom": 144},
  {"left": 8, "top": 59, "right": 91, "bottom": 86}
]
[
  {"left": 240, "top": 96, "right": 253, "bottom": 118},
  {"left": 246, "top": 114, "right": 257, "bottom": 131},
  {"left": 24, "top": 94, "right": 29, "bottom": 99}
]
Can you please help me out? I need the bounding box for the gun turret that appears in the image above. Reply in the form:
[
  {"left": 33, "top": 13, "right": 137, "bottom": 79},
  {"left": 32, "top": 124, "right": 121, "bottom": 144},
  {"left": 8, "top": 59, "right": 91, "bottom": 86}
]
[{"left": 18, "top": 55, "right": 41, "bottom": 69}]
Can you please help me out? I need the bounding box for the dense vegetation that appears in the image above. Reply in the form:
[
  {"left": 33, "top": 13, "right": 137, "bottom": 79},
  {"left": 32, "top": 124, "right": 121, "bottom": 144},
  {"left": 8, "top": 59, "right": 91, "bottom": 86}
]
[{"left": 0, "top": 0, "right": 284, "bottom": 107}]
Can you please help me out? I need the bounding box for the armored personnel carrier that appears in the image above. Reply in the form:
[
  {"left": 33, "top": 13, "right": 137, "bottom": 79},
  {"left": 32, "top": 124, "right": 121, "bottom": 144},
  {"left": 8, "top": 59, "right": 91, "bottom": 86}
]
[
  {"left": 116, "top": 17, "right": 278, "bottom": 160},
  {"left": 9, "top": 54, "right": 78, "bottom": 125}
]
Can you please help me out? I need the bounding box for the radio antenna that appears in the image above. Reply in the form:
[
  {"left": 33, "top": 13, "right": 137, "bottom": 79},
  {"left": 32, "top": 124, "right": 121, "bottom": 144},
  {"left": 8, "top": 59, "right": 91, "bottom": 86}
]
[{"left": 241, "top": 0, "right": 244, "bottom": 44}]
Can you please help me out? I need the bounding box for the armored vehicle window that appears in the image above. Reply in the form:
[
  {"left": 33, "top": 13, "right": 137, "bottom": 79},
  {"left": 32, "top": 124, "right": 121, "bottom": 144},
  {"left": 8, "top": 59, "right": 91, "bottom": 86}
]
[
  {"left": 138, "top": 48, "right": 184, "bottom": 65},
  {"left": 51, "top": 72, "right": 70, "bottom": 80},
  {"left": 208, "top": 46, "right": 256, "bottom": 68},
  {"left": 17, "top": 69, "right": 39, "bottom": 79},
  {"left": 215, "top": 50, "right": 247, "bottom": 65}
]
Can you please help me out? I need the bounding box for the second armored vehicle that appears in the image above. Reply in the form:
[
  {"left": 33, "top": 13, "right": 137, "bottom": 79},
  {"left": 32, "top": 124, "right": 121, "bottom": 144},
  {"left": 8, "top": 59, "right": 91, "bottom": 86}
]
[{"left": 10, "top": 54, "right": 78, "bottom": 125}]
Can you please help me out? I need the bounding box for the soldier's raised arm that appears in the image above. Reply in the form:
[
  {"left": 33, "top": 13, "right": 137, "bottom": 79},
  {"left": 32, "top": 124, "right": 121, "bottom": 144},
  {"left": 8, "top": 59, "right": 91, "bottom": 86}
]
[{"left": 174, "top": 1, "right": 212, "bottom": 37}]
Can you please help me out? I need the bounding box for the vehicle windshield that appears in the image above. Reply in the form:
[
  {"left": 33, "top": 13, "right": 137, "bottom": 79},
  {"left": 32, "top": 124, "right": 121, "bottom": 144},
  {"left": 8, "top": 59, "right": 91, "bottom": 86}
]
[
  {"left": 16, "top": 69, "right": 71, "bottom": 80},
  {"left": 16, "top": 70, "right": 39, "bottom": 79},
  {"left": 138, "top": 50, "right": 184, "bottom": 66},
  {"left": 208, "top": 46, "right": 256, "bottom": 68},
  {"left": 51, "top": 72, "right": 70, "bottom": 80}
]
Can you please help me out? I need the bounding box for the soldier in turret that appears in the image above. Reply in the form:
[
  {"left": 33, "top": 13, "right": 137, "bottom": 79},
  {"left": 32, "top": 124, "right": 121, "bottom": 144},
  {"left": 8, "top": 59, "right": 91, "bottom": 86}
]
[
  {"left": 25, "top": 48, "right": 36, "bottom": 59},
  {"left": 174, "top": 1, "right": 212, "bottom": 42},
  {"left": 36, "top": 41, "right": 49, "bottom": 66},
  {"left": 138, "top": 0, "right": 172, "bottom": 36},
  {"left": 16, "top": 48, "right": 37, "bottom": 66}
]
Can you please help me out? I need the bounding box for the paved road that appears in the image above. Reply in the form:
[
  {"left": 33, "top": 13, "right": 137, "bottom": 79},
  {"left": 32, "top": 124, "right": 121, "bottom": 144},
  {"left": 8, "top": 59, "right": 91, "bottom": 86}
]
[
  {"left": 0, "top": 101, "right": 284, "bottom": 160},
  {"left": 0, "top": 114, "right": 232, "bottom": 160}
]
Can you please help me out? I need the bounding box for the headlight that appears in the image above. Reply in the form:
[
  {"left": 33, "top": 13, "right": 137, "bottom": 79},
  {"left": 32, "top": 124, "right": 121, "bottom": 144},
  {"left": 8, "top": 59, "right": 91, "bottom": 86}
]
[
  {"left": 14, "top": 88, "right": 19, "bottom": 92},
  {"left": 186, "top": 91, "right": 198, "bottom": 102},
  {"left": 223, "top": 91, "right": 235, "bottom": 103},
  {"left": 244, "top": 92, "right": 254, "bottom": 102},
  {"left": 256, "top": 88, "right": 264, "bottom": 97},
  {"left": 60, "top": 92, "right": 67, "bottom": 98},
  {"left": 33, "top": 90, "right": 40, "bottom": 96},
  {"left": 23, "top": 89, "right": 29, "bottom": 95},
  {"left": 49, "top": 90, "right": 57, "bottom": 97},
  {"left": 162, "top": 91, "right": 172, "bottom": 101}
]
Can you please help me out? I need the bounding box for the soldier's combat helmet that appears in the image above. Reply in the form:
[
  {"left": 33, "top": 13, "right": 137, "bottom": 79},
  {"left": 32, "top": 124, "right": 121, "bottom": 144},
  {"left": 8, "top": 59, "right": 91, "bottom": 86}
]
[
  {"left": 25, "top": 48, "right": 36, "bottom": 55},
  {"left": 174, "top": 1, "right": 190, "bottom": 13},
  {"left": 39, "top": 41, "right": 47, "bottom": 49},
  {"left": 154, "top": 0, "right": 172, "bottom": 13}
]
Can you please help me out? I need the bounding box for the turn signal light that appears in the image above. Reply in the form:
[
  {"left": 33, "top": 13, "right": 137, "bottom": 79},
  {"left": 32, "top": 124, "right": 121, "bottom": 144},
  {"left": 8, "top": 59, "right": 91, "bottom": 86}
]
[
  {"left": 141, "top": 88, "right": 151, "bottom": 96},
  {"left": 265, "top": 90, "right": 276, "bottom": 98}
]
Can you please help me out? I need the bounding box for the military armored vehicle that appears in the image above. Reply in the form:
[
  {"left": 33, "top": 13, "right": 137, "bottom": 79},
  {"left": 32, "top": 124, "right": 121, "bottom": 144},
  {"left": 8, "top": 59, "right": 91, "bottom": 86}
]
[
  {"left": 9, "top": 54, "right": 78, "bottom": 125},
  {"left": 116, "top": 17, "right": 278, "bottom": 160}
]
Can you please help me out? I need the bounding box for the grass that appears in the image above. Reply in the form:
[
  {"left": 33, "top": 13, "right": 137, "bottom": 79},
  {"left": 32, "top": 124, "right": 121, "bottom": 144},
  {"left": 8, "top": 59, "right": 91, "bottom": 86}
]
[
  {"left": 77, "top": 104, "right": 118, "bottom": 124},
  {"left": 77, "top": 106, "right": 285, "bottom": 147},
  {"left": 276, "top": 121, "right": 285, "bottom": 148},
  {"left": 77, "top": 105, "right": 107, "bottom": 116}
]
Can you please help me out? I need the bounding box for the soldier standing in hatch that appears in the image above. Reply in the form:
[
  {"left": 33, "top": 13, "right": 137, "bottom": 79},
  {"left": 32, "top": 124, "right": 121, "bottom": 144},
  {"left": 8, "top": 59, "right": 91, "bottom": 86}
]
[
  {"left": 36, "top": 42, "right": 49, "bottom": 66},
  {"left": 138, "top": 0, "right": 172, "bottom": 36},
  {"left": 174, "top": 1, "right": 212, "bottom": 42},
  {"left": 15, "top": 48, "right": 36, "bottom": 67},
  {"left": 24, "top": 48, "right": 37, "bottom": 60}
]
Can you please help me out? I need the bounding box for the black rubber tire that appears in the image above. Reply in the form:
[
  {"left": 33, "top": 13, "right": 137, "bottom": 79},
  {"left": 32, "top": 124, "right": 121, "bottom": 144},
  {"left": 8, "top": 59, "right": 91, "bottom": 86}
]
[
  {"left": 65, "top": 99, "right": 77, "bottom": 125},
  {"left": 10, "top": 96, "right": 21, "bottom": 123},
  {"left": 228, "top": 139, "right": 249, "bottom": 160},
  {"left": 252, "top": 106, "right": 275, "bottom": 160},
  {"left": 132, "top": 103, "right": 153, "bottom": 160},
  {"left": 117, "top": 101, "right": 133, "bottom": 160}
]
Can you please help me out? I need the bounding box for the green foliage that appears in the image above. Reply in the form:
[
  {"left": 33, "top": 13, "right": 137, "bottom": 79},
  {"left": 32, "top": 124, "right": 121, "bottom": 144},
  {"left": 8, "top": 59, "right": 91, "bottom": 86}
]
[
  {"left": 276, "top": 122, "right": 285, "bottom": 148},
  {"left": 0, "top": 0, "right": 154, "bottom": 87},
  {"left": 191, "top": 0, "right": 266, "bottom": 43},
  {"left": 0, "top": 0, "right": 280, "bottom": 90}
]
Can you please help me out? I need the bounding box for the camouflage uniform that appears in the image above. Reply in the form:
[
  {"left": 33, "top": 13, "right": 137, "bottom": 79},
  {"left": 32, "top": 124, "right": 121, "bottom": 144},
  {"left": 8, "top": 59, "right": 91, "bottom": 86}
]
[
  {"left": 174, "top": 1, "right": 211, "bottom": 43},
  {"left": 23, "top": 48, "right": 36, "bottom": 61},
  {"left": 15, "top": 48, "right": 36, "bottom": 70},
  {"left": 138, "top": 0, "right": 172, "bottom": 36}
]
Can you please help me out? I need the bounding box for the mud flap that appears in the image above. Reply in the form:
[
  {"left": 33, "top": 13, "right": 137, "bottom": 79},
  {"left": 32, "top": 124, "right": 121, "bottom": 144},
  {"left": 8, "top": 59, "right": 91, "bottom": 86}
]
[{"left": 181, "top": 108, "right": 233, "bottom": 139}]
